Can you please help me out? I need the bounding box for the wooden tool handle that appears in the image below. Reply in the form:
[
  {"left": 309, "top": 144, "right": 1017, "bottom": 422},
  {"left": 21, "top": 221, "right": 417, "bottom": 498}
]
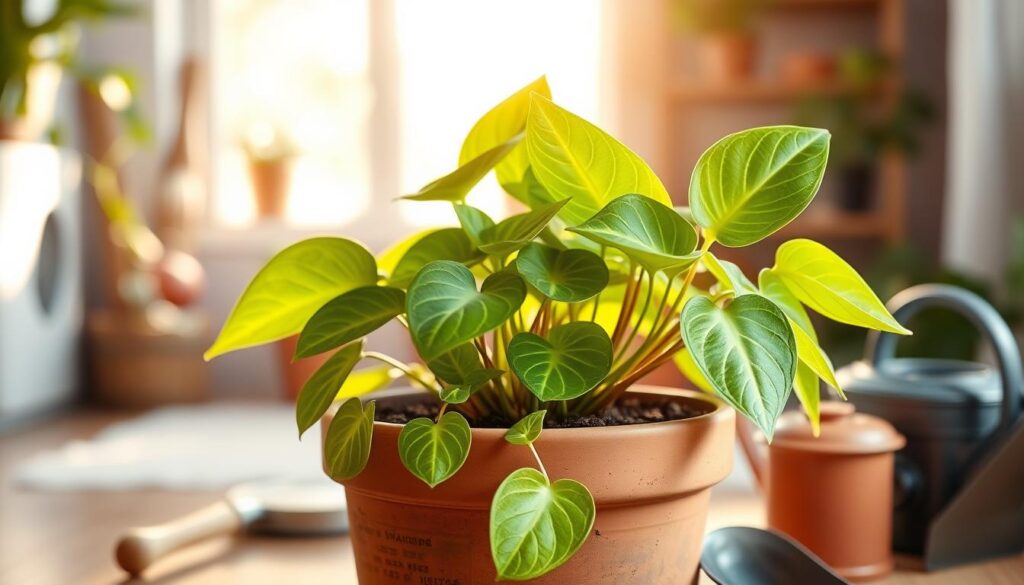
[{"left": 115, "top": 500, "right": 243, "bottom": 576}]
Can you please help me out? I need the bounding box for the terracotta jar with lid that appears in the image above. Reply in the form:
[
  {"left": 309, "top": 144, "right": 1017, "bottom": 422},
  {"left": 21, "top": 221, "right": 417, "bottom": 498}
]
[{"left": 761, "top": 402, "right": 906, "bottom": 581}]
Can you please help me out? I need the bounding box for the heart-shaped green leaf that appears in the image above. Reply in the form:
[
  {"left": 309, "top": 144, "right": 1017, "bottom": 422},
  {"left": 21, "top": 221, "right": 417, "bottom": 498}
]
[
  {"left": 704, "top": 253, "right": 757, "bottom": 296},
  {"left": 324, "top": 397, "right": 375, "bottom": 480},
  {"left": 673, "top": 349, "right": 714, "bottom": 394},
  {"left": 438, "top": 368, "right": 504, "bottom": 404},
  {"left": 206, "top": 238, "right": 377, "bottom": 360},
  {"left": 460, "top": 76, "right": 551, "bottom": 201},
  {"left": 407, "top": 261, "right": 527, "bottom": 361},
  {"left": 681, "top": 295, "right": 796, "bottom": 439},
  {"left": 515, "top": 243, "right": 608, "bottom": 302},
  {"left": 402, "top": 136, "right": 520, "bottom": 202},
  {"left": 770, "top": 239, "right": 910, "bottom": 334},
  {"left": 690, "top": 126, "right": 830, "bottom": 247},
  {"left": 479, "top": 199, "right": 569, "bottom": 257},
  {"left": 389, "top": 228, "right": 484, "bottom": 288},
  {"left": 490, "top": 468, "right": 596, "bottom": 581},
  {"left": 398, "top": 411, "right": 472, "bottom": 487},
  {"left": 296, "top": 340, "right": 364, "bottom": 436},
  {"left": 568, "top": 194, "right": 700, "bottom": 277},
  {"left": 295, "top": 287, "right": 406, "bottom": 358},
  {"left": 454, "top": 204, "right": 495, "bottom": 245},
  {"left": 428, "top": 343, "right": 484, "bottom": 384},
  {"left": 526, "top": 94, "right": 671, "bottom": 225},
  {"left": 508, "top": 322, "right": 612, "bottom": 401},
  {"left": 505, "top": 410, "right": 546, "bottom": 445}
]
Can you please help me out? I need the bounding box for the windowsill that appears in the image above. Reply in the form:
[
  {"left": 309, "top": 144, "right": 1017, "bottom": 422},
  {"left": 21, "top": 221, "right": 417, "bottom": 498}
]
[{"left": 197, "top": 218, "right": 408, "bottom": 258}]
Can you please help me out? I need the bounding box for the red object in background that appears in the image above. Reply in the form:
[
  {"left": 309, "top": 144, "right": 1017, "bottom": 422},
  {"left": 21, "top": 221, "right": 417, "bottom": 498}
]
[
  {"left": 156, "top": 250, "right": 206, "bottom": 306},
  {"left": 277, "top": 335, "right": 330, "bottom": 401}
]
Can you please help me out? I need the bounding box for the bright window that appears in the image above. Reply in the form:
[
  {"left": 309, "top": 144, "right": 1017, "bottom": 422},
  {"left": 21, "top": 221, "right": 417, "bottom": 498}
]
[{"left": 211, "top": 0, "right": 604, "bottom": 229}]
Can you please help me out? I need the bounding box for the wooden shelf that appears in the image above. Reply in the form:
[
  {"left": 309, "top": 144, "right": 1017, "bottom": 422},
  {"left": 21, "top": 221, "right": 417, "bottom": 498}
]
[
  {"left": 668, "top": 79, "right": 882, "bottom": 104},
  {"left": 770, "top": 210, "right": 892, "bottom": 239},
  {"left": 773, "top": 0, "right": 880, "bottom": 9}
]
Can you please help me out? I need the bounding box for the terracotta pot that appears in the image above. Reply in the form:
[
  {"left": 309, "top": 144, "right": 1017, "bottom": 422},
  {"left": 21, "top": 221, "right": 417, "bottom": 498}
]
[
  {"left": 699, "top": 33, "right": 756, "bottom": 82},
  {"left": 757, "top": 402, "right": 906, "bottom": 581},
  {"left": 0, "top": 62, "right": 63, "bottom": 142},
  {"left": 322, "top": 387, "right": 734, "bottom": 584},
  {"left": 781, "top": 52, "right": 837, "bottom": 84},
  {"left": 247, "top": 158, "right": 293, "bottom": 219},
  {"left": 277, "top": 335, "right": 330, "bottom": 400}
]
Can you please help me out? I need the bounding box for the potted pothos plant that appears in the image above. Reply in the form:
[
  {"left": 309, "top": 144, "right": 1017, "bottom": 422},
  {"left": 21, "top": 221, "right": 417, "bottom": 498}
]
[{"left": 205, "top": 77, "right": 908, "bottom": 583}]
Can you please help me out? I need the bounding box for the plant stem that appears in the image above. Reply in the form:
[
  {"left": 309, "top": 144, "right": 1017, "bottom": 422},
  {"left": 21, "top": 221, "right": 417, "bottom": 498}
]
[
  {"left": 610, "top": 263, "right": 641, "bottom": 347},
  {"left": 362, "top": 351, "right": 438, "bottom": 391},
  {"left": 529, "top": 443, "right": 549, "bottom": 481},
  {"left": 590, "top": 245, "right": 606, "bottom": 322},
  {"left": 613, "top": 270, "right": 654, "bottom": 364}
]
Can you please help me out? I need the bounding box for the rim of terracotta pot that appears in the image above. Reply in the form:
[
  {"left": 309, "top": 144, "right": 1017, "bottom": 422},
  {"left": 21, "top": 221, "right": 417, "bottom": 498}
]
[{"left": 323, "top": 385, "right": 736, "bottom": 508}]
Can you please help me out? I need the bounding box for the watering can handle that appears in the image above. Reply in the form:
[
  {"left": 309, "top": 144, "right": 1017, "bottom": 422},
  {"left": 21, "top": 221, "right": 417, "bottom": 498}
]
[{"left": 866, "top": 284, "right": 1024, "bottom": 434}]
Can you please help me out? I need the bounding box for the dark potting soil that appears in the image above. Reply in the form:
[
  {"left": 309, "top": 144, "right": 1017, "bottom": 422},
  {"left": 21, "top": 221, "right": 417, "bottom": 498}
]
[{"left": 374, "top": 396, "right": 708, "bottom": 429}]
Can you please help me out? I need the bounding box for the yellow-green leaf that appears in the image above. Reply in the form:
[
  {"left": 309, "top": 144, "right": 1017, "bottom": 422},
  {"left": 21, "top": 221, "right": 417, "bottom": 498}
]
[
  {"left": 526, "top": 94, "right": 671, "bottom": 225},
  {"left": 690, "top": 126, "right": 830, "bottom": 247},
  {"left": 790, "top": 317, "right": 843, "bottom": 396},
  {"left": 460, "top": 76, "right": 551, "bottom": 200},
  {"left": 771, "top": 239, "right": 911, "bottom": 335},
  {"left": 505, "top": 410, "right": 546, "bottom": 446},
  {"left": 793, "top": 362, "right": 821, "bottom": 436},
  {"left": 704, "top": 253, "right": 757, "bottom": 296},
  {"left": 398, "top": 412, "right": 472, "bottom": 488},
  {"left": 402, "top": 137, "right": 521, "bottom": 202},
  {"left": 673, "top": 349, "right": 714, "bottom": 394},
  {"left": 336, "top": 365, "right": 401, "bottom": 400},
  {"left": 378, "top": 229, "right": 441, "bottom": 278},
  {"left": 206, "top": 238, "right": 377, "bottom": 360}
]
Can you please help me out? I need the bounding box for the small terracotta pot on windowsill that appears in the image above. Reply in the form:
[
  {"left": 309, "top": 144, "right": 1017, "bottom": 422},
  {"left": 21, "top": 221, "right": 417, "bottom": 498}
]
[
  {"left": 699, "top": 32, "right": 757, "bottom": 82},
  {"left": 247, "top": 157, "right": 293, "bottom": 220}
]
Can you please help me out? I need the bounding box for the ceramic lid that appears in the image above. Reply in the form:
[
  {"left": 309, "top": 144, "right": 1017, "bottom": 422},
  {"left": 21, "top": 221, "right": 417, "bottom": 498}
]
[{"left": 772, "top": 402, "right": 906, "bottom": 455}]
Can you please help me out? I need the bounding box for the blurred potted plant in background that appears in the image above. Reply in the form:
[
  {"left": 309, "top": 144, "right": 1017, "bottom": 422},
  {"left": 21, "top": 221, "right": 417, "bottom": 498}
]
[
  {"left": 242, "top": 122, "right": 298, "bottom": 220},
  {"left": 674, "top": 0, "right": 765, "bottom": 82},
  {"left": 0, "top": 0, "right": 135, "bottom": 141},
  {"left": 796, "top": 49, "right": 933, "bottom": 211}
]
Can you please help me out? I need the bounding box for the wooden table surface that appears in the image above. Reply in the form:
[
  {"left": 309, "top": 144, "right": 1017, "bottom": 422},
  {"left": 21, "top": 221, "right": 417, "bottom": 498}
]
[{"left": 2, "top": 410, "right": 1022, "bottom": 585}]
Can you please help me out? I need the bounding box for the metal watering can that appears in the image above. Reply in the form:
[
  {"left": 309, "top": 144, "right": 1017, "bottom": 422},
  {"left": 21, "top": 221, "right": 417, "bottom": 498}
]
[{"left": 837, "top": 284, "right": 1024, "bottom": 559}]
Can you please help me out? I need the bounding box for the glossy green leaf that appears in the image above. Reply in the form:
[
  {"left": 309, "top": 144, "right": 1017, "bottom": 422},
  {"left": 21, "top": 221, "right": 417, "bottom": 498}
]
[
  {"left": 428, "top": 343, "right": 484, "bottom": 384},
  {"left": 295, "top": 287, "right": 405, "bottom": 357},
  {"left": 438, "top": 368, "right": 504, "bottom": 404},
  {"left": 324, "top": 397, "right": 375, "bottom": 480},
  {"left": 508, "top": 322, "right": 612, "bottom": 401},
  {"left": 407, "top": 261, "right": 526, "bottom": 361},
  {"left": 771, "top": 239, "right": 911, "bottom": 334},
  {"left": 515, "top": 243, "right": 608, "bottom": 302},
  {"left": 479, "top": 199, "right": 569, "bottom": 257},
  {"left": 490, "top": 468, "right": 596, "bottom": 581},
  {"left": 704, "top": 253, "right": 757, "bottom": 296},
  {"left": 398, "top": 411, "right": 472, "bottom": 488},
  {"left": 526, "top": 94, "right": 671, "bottom": 225},
  {"left": 336, "top": 365, "right": 401, "bottom": 400},
  {"left": 389, "top": 228, "right": 484, "bottom": 289},
  {"left": 402, "top": 137, "right": 520, "bottom": 202},
  {"left": 296, "top": 341, "right": 364, "bottom": 436},
  {"left": 690, "top": 126, "right": 830, "bottom": 247},
  {"left": 568, "top": 194, "right": 700, "bottom": 277},
  {"left": 793, "top": 362, "right": 821, "bottom": 436},
  {"left": 205, "top": 238, "right": 377, "bottom": 360},
  {"left": 505, "top": 410, "right": 546, "bottom": 445},
  {"left": 460, "top": 76, "right": 551, "bottom": 200},
  {"left": 681, "top": 295, "right": 796, "bottom": 439},
  {"left": 673, "top": 349, "right": 714, "bottom": 394},
  {"left": 454, "top": 204, "right": 495, "bottom": 245}
]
